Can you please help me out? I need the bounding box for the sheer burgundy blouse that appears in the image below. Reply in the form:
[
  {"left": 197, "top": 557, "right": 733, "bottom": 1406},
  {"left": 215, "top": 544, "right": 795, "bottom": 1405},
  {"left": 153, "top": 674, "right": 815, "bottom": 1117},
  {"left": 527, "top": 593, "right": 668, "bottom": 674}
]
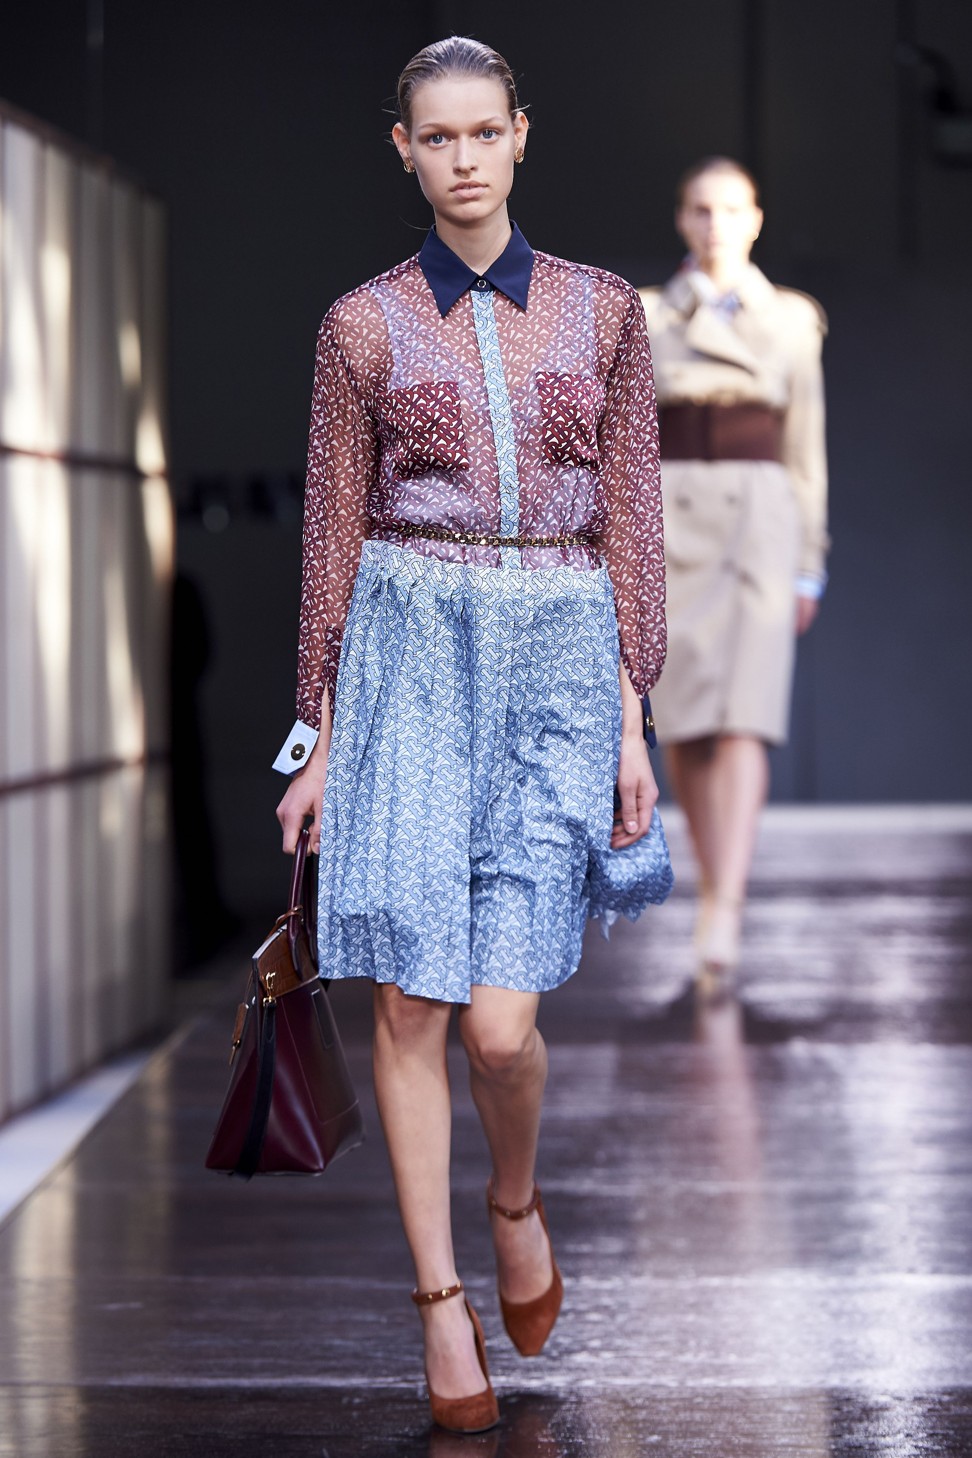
[{"left": 295, "top": 228, "right": 666, "bottom": 732}]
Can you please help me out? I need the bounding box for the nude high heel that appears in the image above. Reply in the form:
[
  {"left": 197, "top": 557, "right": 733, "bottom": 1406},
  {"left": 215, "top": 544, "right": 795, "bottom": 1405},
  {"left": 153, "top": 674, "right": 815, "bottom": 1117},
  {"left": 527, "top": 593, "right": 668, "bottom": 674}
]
[
  {"left": 411, "top": 1280, "right": 499, "bottom": 1434},
  {"left": 696, "top": 895, "right": 743, "bottom": 993},
  {"left": 487, "top": 1178, "right": 563, "bottom": 1357}
]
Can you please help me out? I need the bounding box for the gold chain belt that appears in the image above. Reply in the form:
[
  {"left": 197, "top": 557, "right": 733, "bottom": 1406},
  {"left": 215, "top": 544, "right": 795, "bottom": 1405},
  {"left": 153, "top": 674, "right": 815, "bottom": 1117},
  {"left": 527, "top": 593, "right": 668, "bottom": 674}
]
[{"left": 373, "top": 520, "right": 600, "bottom": 551}]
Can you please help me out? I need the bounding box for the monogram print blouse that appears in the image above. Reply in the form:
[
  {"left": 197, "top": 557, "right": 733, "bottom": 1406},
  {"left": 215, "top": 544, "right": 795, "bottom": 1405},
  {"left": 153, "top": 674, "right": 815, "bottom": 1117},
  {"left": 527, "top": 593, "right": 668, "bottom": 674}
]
[{"left": 290, "top": 225, "right": 666, "bottom": 742}]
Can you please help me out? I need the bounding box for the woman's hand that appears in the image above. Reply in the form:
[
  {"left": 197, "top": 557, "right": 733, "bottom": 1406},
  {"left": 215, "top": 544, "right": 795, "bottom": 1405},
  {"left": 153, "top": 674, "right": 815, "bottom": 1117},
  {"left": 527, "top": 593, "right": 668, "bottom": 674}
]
[
  {"left": 276, "top": 742, "right": 329, "bottom": 854},
  {"left": 796, "top": 594, "right": 819, "bottom": 635},
  {"left": 613, "top": 661, "right": 659, "bottom": 849},
  {"left": 612, "top": 730, "right": 659, "bottom": 849}
]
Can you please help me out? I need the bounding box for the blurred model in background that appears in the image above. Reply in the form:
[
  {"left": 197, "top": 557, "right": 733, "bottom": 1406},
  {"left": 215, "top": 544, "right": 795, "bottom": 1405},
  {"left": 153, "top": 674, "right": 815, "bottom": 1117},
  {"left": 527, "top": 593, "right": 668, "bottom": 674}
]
[{"left": 640, "top": 157, "right": 829, "bottom": 989}]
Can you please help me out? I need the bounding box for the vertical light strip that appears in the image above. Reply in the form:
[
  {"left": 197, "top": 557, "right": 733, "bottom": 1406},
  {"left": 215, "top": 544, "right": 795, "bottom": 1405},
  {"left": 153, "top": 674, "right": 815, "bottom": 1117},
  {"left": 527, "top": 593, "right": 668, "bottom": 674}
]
[{"left": 0, "top": 124, "right": 43, "bottom": 451}]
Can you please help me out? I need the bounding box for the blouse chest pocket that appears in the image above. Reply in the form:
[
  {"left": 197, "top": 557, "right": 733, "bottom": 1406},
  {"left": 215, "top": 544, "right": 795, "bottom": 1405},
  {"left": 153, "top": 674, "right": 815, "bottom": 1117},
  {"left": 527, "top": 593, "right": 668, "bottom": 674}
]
[
  {"left": 535, "top": 371, "right": 606, "bottom": 472},
  {"left": 375, "top": 380, "right": 469, "bottom": 481}
]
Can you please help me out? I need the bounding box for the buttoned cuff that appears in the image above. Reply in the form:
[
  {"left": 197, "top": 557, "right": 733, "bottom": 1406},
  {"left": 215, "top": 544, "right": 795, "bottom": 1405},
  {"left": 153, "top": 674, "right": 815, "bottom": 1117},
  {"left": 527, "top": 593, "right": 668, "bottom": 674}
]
[
  {"left": 642, "top": 695, "right": 657, "bottom": 750},
  {"left": 796, "top": 571, "right": 827, "bottom": 600},
  {"left": 272, "top": 720, "right": 320, "bottom": 775}
]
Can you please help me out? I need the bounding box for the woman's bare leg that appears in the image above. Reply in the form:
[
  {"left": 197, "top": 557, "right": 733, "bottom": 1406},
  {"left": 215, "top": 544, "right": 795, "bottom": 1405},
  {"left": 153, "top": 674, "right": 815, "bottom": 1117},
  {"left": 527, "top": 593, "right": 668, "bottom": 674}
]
[
  {"left": 665, "top": 737, "right": 718, "bottom": 894},
  {"left": 372, "top": 985, "right": 486, "bottom": 1399},
  {"left": 665, "top": 733, "right": 769, "bottom": 968},
  {"left": 458, "top": 986, "right": 553, "bottom": 1303},
  {"left": 708, "top": 734, "right": 769, "bottom": 905}
]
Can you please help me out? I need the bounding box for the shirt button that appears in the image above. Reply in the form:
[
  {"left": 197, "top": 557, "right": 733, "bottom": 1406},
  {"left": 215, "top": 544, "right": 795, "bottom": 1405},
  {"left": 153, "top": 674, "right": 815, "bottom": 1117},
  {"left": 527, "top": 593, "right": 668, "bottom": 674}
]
[
  {"left": 474, "top": 278, "right": 489, "bottom": 290},
  {"left": 291, "top": 743, "right": 306, "bottom": 761}
]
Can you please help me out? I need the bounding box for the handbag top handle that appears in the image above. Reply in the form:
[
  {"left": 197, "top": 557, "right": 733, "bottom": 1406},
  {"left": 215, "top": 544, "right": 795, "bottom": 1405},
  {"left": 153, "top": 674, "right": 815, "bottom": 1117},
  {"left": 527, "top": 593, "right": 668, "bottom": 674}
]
[
  {"left": 286, "top": 825, "right": 318, "bottom": 973},
  {"left": 288, "top": 826, "right": 309, "bottom": 911}
]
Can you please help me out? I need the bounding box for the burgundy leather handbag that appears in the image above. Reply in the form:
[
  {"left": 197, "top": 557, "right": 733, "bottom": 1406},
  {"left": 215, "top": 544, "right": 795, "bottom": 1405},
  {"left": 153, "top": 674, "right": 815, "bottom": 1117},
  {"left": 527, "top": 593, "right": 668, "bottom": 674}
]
[{"left": 205, "top": 828, "right": 364, "bottom": 1178}]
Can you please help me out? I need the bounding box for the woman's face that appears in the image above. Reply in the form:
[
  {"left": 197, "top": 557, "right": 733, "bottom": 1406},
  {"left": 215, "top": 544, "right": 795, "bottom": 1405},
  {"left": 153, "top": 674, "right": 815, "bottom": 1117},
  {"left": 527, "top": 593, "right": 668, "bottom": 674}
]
[
  {"left": 676, "top": 170, "right": 763, "bottom": 272},
  {"left": 393, "top": 75, "right": 528, "bottom": 229}
]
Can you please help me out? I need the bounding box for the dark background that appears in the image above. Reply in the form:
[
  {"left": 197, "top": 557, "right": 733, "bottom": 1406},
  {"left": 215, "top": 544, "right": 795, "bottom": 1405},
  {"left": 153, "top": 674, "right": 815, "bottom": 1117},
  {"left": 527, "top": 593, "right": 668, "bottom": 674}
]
[{"left": 2, "top": 0, "right": 970, "bottom": 922}]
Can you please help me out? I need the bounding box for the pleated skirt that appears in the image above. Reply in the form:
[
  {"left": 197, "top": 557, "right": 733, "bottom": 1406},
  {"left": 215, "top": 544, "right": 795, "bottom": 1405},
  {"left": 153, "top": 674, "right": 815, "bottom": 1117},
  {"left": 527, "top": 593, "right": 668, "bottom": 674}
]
[{"left": 316, "top": 541, "right": 623, "bottom": 1004}]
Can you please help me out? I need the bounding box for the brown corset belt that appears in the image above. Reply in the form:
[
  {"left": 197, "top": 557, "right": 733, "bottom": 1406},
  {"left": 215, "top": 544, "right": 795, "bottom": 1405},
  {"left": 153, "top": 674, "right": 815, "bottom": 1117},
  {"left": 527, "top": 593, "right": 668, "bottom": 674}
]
[{"left": 658, "top": 402, "right": 785, "bottom": 462}]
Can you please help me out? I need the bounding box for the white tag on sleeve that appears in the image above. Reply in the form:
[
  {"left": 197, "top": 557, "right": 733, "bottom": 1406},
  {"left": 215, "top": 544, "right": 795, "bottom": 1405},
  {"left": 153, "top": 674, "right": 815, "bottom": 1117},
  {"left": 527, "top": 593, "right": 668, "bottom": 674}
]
[{"left": 271, "top": 721, "right": 320, "bottom": 775}]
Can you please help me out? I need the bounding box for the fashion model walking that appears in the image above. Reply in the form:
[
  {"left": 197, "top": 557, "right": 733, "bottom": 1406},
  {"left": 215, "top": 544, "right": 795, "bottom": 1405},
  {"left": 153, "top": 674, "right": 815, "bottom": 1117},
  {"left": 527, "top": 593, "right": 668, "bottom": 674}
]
[
  {"left": 640, "top": 157, "right": 828, "bottom": 991},
  {"left": 276, "top": 38, "right": 667, "bottom": 1432}
]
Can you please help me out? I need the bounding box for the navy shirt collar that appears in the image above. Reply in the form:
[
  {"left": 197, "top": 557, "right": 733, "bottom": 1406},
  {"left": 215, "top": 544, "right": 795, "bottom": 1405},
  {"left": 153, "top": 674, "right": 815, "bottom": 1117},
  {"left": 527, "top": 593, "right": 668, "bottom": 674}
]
[{"left": 419, "top": 223, "right": 534, "bottom": 317}]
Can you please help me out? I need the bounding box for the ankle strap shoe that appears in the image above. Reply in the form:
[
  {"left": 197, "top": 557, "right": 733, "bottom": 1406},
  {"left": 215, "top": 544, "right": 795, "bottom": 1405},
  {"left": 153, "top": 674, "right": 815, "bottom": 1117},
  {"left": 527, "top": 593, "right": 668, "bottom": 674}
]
[
  {"left": 412, "top": 1279, "right": 499, "bottom": 1433},
  {"left": 487, "top": 1178, "right": 564, "bottom": 1356}
]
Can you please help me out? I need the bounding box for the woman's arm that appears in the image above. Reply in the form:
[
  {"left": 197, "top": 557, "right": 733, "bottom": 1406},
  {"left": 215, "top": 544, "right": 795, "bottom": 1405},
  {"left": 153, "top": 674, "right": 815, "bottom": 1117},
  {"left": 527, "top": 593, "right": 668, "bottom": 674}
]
[
  {"left": 612, "top": 661, "right": 659, "bottom": 849},
  {"left": 296, "top": 303, "right": 379, "bottom": 731},
  {"left": 274, "top": 296, "right": 382, "bottom": 852},
  {"left": 276, "top": 694, "right": 332, "bottom": 854},
  {"left": 782, "top": 294, "right": 829, "bottom": 620},
  {"left": 598, "top": 283, "right": 667, "bottom": 704}
]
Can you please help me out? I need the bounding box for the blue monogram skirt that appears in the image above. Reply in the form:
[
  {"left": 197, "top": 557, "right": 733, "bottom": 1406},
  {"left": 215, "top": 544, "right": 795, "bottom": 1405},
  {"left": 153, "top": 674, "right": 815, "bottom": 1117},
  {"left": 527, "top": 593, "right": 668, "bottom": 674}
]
[{"left": 316, "top": 542, "right": 671, "bottom": 1004}]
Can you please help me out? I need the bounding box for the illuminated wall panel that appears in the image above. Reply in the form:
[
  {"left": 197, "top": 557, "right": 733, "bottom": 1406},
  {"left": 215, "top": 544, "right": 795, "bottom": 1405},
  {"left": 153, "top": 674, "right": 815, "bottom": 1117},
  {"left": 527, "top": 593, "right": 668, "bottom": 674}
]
[
  {"left": 0, "top": 106, "right": 171, "bottom": 1122},
  {"left": 40, "top": 145, "right": 75, "bottom": 451},
  {"left": 0, "top": 124, "right": 43, "bottom": 451},
  {"left": 1, "top": 454, "right": 41, "bottom": 783}
]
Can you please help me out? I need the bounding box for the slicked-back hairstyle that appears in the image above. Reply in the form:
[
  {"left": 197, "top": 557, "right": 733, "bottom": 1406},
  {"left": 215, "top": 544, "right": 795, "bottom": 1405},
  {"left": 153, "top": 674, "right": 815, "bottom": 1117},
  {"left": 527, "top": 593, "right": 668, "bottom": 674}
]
[
  {"left": 397, "top": 36, "right": 520, "bottom": 133},
  {"left": 676, "top": 156, "right": 761, "bottom": 208}
]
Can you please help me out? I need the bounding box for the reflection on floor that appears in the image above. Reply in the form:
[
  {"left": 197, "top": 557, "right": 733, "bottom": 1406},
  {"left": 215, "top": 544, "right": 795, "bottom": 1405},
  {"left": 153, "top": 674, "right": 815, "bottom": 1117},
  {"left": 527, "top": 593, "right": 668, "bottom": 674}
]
[
  {"left": 0, "top": 1053, "right": 154, "bottom": 1225},
  {"left": 1, "top": 807, "right": 971, "bottom": 1456}
]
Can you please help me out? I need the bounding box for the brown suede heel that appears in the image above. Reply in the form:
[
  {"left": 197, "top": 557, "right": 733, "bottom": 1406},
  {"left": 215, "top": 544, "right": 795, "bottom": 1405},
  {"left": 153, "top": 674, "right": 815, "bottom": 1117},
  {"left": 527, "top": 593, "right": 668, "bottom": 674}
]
[
  {"left": 487, "top": 1178, "right": 564, "bottom": 1357},
  {"left": 412, "top": 1281, "right": 500, "bottom": 1434}
]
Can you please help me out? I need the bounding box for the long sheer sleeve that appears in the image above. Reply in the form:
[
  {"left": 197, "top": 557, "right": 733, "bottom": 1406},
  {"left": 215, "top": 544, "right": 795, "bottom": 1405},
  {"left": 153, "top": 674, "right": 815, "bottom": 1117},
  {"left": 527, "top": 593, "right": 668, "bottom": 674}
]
[
  {"left": 296, "top": 304, "right": 381, "bottom": 729},
  {"left": 598, "top": 286, "right": 667, "bottom": 696}
]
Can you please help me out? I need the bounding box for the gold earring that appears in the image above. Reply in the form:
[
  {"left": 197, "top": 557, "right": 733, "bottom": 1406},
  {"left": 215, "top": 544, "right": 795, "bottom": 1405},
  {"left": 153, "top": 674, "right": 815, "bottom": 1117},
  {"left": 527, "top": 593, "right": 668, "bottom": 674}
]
[
  {"left": 403, "top": 158, "right": 415, "bottom": 174},
  {"left": 514, "top": 148, "right": 524, "bottom": 164}
]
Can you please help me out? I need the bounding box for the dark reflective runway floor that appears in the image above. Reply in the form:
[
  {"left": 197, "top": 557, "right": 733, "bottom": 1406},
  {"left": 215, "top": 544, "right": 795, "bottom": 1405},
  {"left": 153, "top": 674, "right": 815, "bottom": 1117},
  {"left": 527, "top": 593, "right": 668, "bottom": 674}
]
[{"left": 2, "top": 808, "right": 972, "bottom": 1456}]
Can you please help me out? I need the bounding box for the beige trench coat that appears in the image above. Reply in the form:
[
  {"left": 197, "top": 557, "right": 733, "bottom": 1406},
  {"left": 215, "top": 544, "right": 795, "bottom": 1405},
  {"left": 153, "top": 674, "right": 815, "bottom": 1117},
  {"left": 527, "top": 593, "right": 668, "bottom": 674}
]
[{"left": 640, "top": 265, "right": 829, "bottom": 744}]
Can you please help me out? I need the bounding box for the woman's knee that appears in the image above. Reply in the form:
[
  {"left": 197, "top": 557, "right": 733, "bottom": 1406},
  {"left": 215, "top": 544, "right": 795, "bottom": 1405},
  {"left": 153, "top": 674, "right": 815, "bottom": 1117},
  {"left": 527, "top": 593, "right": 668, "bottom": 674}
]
[
  {"left": 373, "top": 984, "right": 450, "bottom": 1048},
  {"left": 462, "top": 1020, "right": 539, "bottom": 1080}
]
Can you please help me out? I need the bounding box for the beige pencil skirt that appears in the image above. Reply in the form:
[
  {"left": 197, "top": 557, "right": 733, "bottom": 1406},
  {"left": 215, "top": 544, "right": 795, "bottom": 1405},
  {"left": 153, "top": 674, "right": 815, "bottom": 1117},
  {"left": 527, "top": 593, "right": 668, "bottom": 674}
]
[{"left": 650, "top": 459, "right": 802, "bottom": 746}]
